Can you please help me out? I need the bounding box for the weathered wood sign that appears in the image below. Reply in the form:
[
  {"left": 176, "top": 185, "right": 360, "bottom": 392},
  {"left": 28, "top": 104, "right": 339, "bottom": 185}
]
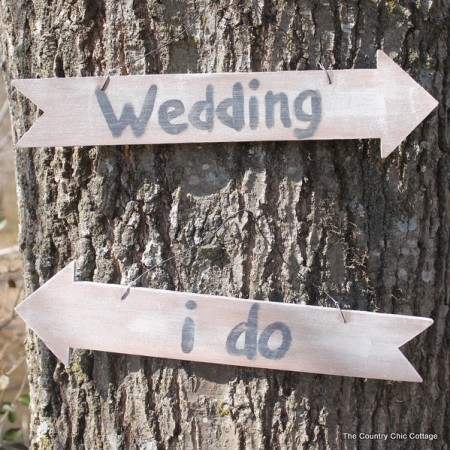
[
  {"left": 13, "top": 51, "right": 437, "bottom": 158},
  {"left": 16, "top": 262, "right": 433, "bottom": 382}
]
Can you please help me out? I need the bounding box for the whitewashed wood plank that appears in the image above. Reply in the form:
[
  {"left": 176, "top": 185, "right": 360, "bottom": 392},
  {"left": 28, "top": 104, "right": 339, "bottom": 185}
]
[
  {"left": 15, "top": 262, "right": 433, "bottom": 382},
  {"left": 12, "top": 51, "right": 438, "bottom": 158}
]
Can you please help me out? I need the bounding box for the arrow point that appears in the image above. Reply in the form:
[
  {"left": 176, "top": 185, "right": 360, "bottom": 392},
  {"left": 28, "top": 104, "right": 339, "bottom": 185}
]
[
  {"left": 15, "top": 262, "right": 76, "bottom": 365},
  {"left": 377, "top": 50, "right": 439, "bottom": 158},
  {"left": 15, "top": 300, "right": 71, "bottom": 366}
]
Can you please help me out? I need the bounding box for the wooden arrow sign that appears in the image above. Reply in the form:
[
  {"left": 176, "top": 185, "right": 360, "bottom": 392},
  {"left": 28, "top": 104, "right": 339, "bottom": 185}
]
[
  {"left": 16, "top": 262, "right": 433, "bottom": 382},
  {"left": 13, "top": 51, "right": 437, "bottom": 158}
]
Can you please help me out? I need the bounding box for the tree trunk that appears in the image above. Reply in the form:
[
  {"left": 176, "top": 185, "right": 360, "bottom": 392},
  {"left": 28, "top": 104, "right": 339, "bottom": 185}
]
[{"left": 1, "top": 1, "right": 448, "bottom": 449}]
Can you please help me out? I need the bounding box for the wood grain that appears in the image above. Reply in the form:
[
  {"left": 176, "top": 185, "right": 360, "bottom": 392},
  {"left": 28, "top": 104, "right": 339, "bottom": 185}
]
[
  {"left": 15, "top": 262, "right": 433, "bottom": 382},
  {"left": 12, "top": 51, "right": 438, "bottom": 158}
]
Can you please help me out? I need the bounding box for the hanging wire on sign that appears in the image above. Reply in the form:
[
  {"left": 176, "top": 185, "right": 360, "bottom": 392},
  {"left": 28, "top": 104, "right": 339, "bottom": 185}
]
[{"left": 120, "top": 209, "right": 346, "bottom": 323}]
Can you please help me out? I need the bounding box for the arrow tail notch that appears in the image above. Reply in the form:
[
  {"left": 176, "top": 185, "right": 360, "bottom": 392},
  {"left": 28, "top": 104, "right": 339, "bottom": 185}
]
[{"left": 339, "top": 309, "right": 433, "bottom": 381}]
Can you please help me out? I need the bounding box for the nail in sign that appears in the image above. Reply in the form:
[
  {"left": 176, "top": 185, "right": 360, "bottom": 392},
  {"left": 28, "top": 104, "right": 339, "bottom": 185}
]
[
  {"left": 12, "top": 51, "right": 437, "bottom": 158},
  {"left": 16, "top": 262, "right": 433, "bottom": 382}
]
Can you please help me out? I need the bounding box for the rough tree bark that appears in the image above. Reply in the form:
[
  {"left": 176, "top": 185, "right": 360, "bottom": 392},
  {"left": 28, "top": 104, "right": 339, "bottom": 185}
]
[{"left": 0, "top": 0, "right": 448, "bottom": 449}]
